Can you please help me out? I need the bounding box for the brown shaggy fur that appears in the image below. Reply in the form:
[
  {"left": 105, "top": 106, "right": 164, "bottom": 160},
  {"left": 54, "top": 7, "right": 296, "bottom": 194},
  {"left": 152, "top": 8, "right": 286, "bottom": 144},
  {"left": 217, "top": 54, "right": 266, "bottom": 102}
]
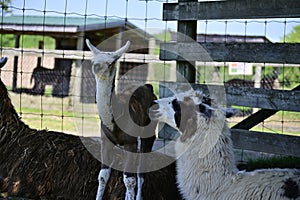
[{"left": 0, "top": 59, "right": 181, "bottom": 200}]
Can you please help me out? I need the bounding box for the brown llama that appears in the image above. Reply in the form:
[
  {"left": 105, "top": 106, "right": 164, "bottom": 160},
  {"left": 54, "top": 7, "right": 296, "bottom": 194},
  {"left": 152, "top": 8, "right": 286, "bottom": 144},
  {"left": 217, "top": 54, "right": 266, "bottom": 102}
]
[{"left": 0, "top": 57, "right": 181, "bottom": 200}]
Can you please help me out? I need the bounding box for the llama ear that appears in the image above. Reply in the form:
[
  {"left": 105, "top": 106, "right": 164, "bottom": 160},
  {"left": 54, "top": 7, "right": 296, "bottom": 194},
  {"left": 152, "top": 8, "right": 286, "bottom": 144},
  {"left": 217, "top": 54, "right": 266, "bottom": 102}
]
[
  {"left": 113, "top": 41, "right": 130, "bottom": 60},
  {"left": 0, "top": 57, "right": 7, "bottom": 68},
  {"left": 223, "top": 108, "right": 239, "bottom": 118},
  {"left": 86, "top": 39, "right": 102, "bottom": 55},
  {"left": 198, "top": 103, "right": 212, "bottom": 119}
]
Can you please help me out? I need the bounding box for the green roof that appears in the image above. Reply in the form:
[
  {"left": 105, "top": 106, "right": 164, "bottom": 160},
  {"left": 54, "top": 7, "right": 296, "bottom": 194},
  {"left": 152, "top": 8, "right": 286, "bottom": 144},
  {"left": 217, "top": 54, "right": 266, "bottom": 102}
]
[{"left": 1, "top": 15, "right": 122, "bottom": 27}]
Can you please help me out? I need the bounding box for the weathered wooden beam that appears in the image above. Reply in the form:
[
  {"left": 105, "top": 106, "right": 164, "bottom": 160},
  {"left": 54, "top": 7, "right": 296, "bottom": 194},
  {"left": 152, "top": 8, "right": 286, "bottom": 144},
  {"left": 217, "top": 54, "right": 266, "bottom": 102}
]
[
  {"left": 232, "top": 85, "right": 300, "bottom": 130},
  {"left": 232, "top": 109, "right": 277, "bottom": 129},
  {"left": 12, "top": 35, "right": 20, "bottom": 92},
  {"left": 199, "top": 84, "right": 300, "bottom": 112},
  {"left": 224, "top": 86, "right": 300, "bottom": 112},
  {"left": 231, "top": 129, "right": 300, "bottom": 158},
  {"left": 160, "top": 82, "right": 300, "bottom": 112},
  {"left": 163, "top": 0, "right": 300, "bottom": 21},
  {"left": 176, "top": 0, "right": 197, "bottom": 83},
  {"left": 160, "top": 42, "right": 300, "bottom": 64},
  {"left": 1, "top": 48, "right": 161, "bottom": 63}
]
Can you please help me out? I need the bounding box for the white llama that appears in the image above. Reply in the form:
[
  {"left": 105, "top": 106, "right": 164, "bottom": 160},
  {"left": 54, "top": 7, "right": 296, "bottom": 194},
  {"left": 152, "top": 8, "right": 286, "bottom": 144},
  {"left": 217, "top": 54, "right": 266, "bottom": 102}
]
[
  {"left": 86, "top": 40, "right": 157, "bottom": 200},
  {"left": 150, "top": 94, "right": 300, "bottom": 200}
]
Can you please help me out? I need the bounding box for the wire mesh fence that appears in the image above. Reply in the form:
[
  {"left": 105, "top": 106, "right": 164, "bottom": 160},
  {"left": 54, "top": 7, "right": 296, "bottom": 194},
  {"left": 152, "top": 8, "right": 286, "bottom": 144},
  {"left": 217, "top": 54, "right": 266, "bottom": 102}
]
[{"left": 0, "top": 0, "right": 299, "bottom": 149}]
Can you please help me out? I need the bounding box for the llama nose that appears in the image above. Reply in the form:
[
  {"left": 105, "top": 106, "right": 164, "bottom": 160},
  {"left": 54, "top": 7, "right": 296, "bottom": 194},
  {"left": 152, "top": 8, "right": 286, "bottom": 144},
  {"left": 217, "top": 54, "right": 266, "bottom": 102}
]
[{"left": 150, "top": 101, "right": 159, "bottom": 110}]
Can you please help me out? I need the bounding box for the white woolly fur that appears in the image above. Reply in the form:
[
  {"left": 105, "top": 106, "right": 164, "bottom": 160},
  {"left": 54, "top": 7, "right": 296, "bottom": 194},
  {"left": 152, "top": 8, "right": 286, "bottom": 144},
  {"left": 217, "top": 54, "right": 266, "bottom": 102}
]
[
  {"left": 153, "top": 95, "right": 300, "bottom": 200},
  {"left": 175, "top": 108, "right": 300, "bottom": 200}
]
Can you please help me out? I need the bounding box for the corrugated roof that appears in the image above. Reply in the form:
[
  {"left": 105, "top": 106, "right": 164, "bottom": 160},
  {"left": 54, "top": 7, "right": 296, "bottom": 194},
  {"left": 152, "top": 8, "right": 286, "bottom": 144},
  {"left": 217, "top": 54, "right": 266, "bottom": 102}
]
[
  {"left": 1, "top": 15, "right": 121, "bottom": 27},
  {"left": 0, "top": 15, "right": 152, "bottom": 39}
]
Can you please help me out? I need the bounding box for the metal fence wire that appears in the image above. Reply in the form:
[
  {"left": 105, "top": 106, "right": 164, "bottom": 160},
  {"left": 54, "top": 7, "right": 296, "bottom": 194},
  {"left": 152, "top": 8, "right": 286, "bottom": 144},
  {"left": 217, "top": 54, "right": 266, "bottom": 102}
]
[{"left": 0, "top": 0, "right": 299, "bottom": 160}]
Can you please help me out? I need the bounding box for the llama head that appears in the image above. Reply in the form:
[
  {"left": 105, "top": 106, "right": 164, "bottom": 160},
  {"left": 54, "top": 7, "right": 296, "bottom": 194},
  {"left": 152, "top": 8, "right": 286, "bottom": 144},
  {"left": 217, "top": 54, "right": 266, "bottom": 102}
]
[
  {"left": 86, "top": 39, "right": 130, "bottom": 80},
  {"left": 150, "top": 93, "right": 238, "bottom": 142}
]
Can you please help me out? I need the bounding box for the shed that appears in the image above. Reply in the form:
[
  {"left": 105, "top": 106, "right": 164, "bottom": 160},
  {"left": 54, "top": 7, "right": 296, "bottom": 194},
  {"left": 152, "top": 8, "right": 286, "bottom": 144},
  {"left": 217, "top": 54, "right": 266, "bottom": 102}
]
[{"left": 0, "top": 15, "right": 153, "bottom": 99}]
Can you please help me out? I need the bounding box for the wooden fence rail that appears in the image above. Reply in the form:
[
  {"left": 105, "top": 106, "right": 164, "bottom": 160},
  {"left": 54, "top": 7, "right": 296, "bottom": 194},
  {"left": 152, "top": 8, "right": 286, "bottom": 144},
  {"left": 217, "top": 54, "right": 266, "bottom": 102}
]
[
  {"left": 160, "top": 82, "right": 300, "bottom": 112},
  {"left": 163, "top": 0, "right": 300, "bottom": 20},
  {"left": 1, "top": 48, "right": 161, "bottom": 63},
  {"left": 160, "top": 42, "right": 300, "bottom": 64},
  {"left": 231, "top": 129, "right": 300, "bottom": 158},
  {"left": 161, "top": 0, "right": 300, "bottom": 157}
]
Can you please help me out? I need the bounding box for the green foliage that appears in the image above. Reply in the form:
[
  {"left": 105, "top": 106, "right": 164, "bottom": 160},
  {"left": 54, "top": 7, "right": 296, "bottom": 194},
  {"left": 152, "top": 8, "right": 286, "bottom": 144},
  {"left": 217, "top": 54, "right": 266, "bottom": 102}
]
[
  {"left": 197, "top": 65, "right": 253, "bottom": 84},
  {"left": 0, "top": 0, "right": 12, "bottom": 14},
  {"left": 0, "top": 34, "right": 55, "bottom": 49},
  {"left": 279, "top": 25, "right": 300, "bottom": 88},
  {"left": 153, "top": 30, "right": 172, "bottom": 55},
  {"left": 0, "top": 34, "right": 14, "bottom": 47},
  {"left": 278, "top": 67, "right": 300, "bottom": 88},
  {"left": 282, "top": 25, "right": 300, "bottom": 43},
  {"left": 154, "top": 29, "right": 172, "bottom": 42}
]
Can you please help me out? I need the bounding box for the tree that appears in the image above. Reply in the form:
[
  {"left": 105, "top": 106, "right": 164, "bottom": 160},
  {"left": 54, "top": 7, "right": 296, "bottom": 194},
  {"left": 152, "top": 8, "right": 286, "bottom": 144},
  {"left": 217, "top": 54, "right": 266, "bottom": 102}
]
[
  {"left": 0, "top": 0, "right": 12, "bottom": 15},
  {"left": 279, "top": 25, "right": 300, "bottom": 88},
  {"left": 282, "top": 25, "right": 300, "bottom": 43}
]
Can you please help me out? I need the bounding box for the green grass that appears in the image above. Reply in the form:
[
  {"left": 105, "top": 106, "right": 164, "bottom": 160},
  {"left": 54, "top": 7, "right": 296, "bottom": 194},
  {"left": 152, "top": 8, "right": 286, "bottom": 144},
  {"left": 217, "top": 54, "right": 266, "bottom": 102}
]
[
  {"left": 15, "top": 104, "right": 99, "bottom": 134},
  {"left": 0, "top": 34, "right": 55, "bottom": 49},
  {"left": 238, "top": 156, "right": 300, "bottom": 171},
  {"left": 20, "top": 111, "right": 99, "bottom": 134}
]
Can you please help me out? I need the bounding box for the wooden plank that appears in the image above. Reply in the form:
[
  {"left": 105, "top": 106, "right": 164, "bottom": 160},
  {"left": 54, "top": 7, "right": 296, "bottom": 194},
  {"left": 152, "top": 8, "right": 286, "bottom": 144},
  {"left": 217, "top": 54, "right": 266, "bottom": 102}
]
[
  {"left": 1, "top": 48, "right": 162, "bottom": 63},
  {"left": 176, "top": 0, "right": 197, "bottom": 83},
  {"left": 232, "top": 85, "right": 300, "bottom": 130},
  {"left": 231, "top": 129, "right": 300, "bottom": 158},
  {"left": 163, "top": 0, "right": 300, "bottom": 21},
  {"left": 232, "top": 109, "right": 277, "bottom": 130},
  {"left": 224, "top": 85, "right": 300, "bottom": 112},
  {"left": 159, "top": 82, "right": 300, "bottom": 112},
  {"left": 2, "top": 48, "right": 92, "bottom": 59},
  {"left": 160, "top": 42, "right": 300, "bottom": 64}
]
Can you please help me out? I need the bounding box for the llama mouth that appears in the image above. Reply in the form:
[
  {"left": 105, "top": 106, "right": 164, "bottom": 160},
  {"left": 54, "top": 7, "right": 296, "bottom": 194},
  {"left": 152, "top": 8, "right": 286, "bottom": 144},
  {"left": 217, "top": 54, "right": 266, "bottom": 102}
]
[{"left": 148, "top": 102, "right": 161, "bottom": 120}]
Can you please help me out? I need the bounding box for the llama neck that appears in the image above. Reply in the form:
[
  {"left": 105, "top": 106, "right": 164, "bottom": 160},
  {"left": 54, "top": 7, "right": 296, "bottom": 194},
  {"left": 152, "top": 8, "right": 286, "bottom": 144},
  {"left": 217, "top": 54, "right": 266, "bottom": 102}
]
[
  {"left": 176, "top": 122, "right": 238, "bottom": 198},
  {"left": 95, "top": 71, "right": 116, "bottom": 131},
  {"left": 0, "top": 80, "right": 26, "bottom": 133}
]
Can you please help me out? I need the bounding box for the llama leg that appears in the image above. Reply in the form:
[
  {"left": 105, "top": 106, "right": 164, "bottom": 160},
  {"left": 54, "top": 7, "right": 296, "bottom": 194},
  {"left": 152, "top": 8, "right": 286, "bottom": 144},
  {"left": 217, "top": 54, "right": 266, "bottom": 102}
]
[
  {"left": 96, "top": 167, "right": 111, "bottom": 200},
  {"left": 123, "top": 141, "right": 138, "bottom": 200},
  {"left": 137, "top": 174, "right": 144, "bottom": 200},
  {"left": 123, "top": 173, "right": 137, "bottom": 200},
  {"left": 96, "top": 131, "right": 114, "bottom": 200},
  {"left": 137, "top": 136, "right": 156, "bottom": 200}
]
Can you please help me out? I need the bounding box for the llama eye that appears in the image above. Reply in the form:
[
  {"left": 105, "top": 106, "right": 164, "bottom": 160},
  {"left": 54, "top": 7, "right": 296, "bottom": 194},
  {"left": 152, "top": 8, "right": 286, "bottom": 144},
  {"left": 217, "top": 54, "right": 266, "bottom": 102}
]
[
  {"left": 93, "top": 64, "right": 101, "bottom": 73},
  {"left": 198, "top": 103, "right": 212, "bottom": 119},
  {"left": 199, "top": 104, "right": 206, "bottom": 113},
  {"left": 172, "top": 99, "right": 180, "bottom": 112},
  {"left": 107, "top": 61, "right": 115, "bottom": 68},
  {"left": 203, "top": 96, "right": 212, "bottom": 106}
]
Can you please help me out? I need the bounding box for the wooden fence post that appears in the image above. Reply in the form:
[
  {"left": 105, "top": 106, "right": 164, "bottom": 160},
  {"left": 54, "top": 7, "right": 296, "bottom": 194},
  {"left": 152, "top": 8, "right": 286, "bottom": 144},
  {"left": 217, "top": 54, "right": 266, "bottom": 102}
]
[
  {"left": 12, "top": 34, "right": 20, "bottom": 92},
  {"left": 176, "top": 0, "right": 197, "bottom": 83}
]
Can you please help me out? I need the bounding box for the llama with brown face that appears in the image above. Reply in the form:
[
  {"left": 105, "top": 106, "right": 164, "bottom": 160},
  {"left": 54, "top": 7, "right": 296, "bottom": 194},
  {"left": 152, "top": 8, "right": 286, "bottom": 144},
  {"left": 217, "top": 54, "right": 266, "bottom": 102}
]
[
  {"left": 151, "top": 94, "right": 300, "bottom": 200},
  {"left": 86, "top": 40, "right": 157, "bottom": 200},
  {"left": 0, "top": 56, "right": 181, "bottom": 200}
]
